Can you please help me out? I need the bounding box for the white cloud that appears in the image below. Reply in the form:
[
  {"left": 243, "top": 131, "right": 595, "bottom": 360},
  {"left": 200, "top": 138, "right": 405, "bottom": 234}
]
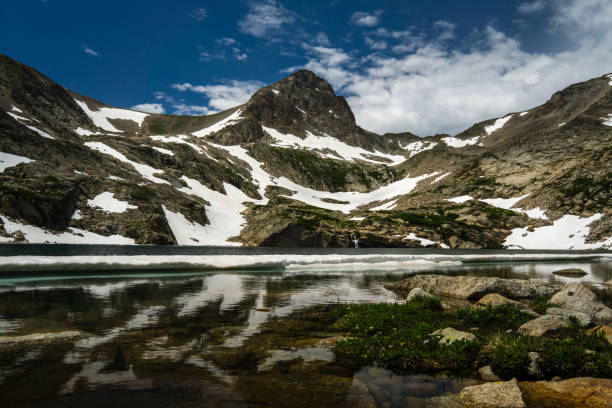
[
  {"left": 131, "top": 103, "right": 165, "bottom": 114},
  {"left": 172, "top": 104, "right": 211, "bottom": 115},
  {"left": 285, "top": 0, "right": 612, "bottom": 136},
  {"left": 518, "top": 1, "right": 546, "bottom": 14},
  {"left": 364, "top": 37, "right": 387, "bottom": 50},
  {"left": 216, "top": 37, "right": 237, "bottom": 46},
  {"left": 238, "top": 0, "right": 296, "bottom": 38},
  {"left": 433, "top": 20, "right": 456, "bottom": 40},
  {"left": 188, "top": 8, "right": 207, "bottom": 22},
  {"left": 350, "top": 10, "right": 383, "bottom": 27},
  {"left": 172, "top": 80, "right": 264, "bottom": 111},
  {"left": 83, "top": 47, "right": 99, "bottom": 57}
]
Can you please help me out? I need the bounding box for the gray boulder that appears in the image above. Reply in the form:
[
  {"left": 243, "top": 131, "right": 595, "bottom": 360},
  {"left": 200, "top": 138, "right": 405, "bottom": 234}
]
[
  {"left": 474, "top": 293, "right": 539, "bottom": 317},
  {"left": 550, "top": 283, "right": 612, "bottom": 324},
  {"left": 528, "top": 352, "right": 543, "bottom": 379},
  {"left": 546, "top": 307, "right": 591, "bottom": 326},
  {"left": 385, "top": 275, "right": 561, "bottom": 300},
  {"left": 406, "top": 287, "right": 438, "bottom": 302},
  {"left": 517, "top": 315, "right": 571, "bottom": 337},
  {"left": 454, "top": 378, "right": 526, "bottom": 408},
  {"left": 479, "top": 365, "right": 502, "bottom": 382}
]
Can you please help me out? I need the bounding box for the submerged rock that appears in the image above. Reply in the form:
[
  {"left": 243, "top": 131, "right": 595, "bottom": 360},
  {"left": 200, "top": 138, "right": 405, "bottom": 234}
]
[
  {"left": 385, "top": 275, "right": 561, "bottom": 300},
  {"left": 519, "top": 377, "right": 612, "bottom": 408},
  {"left": 431, "top": 327, "right": 476, "bottom": 345},
  {"left": 550, "top": 283, "right": 612, "bottom": 324},
  {"left": 474, "top": 293, "right": 539, "bottom": 317},
  {"left": 517, "top": 315, "right": 571, "bottom": 337},
  {"left": 552, "top": 268, "right": 588, "bottom": 277}
]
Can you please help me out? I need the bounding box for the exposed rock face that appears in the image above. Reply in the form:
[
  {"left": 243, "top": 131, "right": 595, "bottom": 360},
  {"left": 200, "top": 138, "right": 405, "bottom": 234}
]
[
  {"left": 519, "top": 377, "right": 612, "bottom": 408},
  {"left": 431, "top": 327, "right": 477, "bottom": 345},
  {"left": 452, "top": 378, "right": 526, "bottom": 408},
  {"left": 385, "top": 275, "right": 561, "bottom": 300},
  {"left": 550, "top": 283, "right": 612, "bottom": 324},
  {"left": 474, "top": 293, "right": 539, "bottom": 316},
  {"left": 517, "top": 315, "right": 571, "bottom": 337}
]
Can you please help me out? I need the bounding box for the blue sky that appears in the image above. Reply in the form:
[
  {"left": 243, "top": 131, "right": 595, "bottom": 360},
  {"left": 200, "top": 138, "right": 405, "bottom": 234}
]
[{"left": 2, "top": 0, "right": 611, "bottom": 135}]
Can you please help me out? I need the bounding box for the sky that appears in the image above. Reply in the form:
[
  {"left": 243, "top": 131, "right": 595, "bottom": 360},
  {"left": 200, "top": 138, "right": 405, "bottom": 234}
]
[{"left": 1, "top": 0, "right": 612, "bottom": 136}]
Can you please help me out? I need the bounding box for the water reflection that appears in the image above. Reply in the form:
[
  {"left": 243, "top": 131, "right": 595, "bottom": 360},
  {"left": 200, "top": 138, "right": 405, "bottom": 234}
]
[{"left": 0, "top": 259, "right": 610, "bottom": 407}]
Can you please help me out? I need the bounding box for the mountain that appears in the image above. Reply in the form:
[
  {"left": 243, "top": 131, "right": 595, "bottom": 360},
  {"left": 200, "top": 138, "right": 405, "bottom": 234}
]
[{"left": 0, "top": 54, "right": 610, "bottom": 249}]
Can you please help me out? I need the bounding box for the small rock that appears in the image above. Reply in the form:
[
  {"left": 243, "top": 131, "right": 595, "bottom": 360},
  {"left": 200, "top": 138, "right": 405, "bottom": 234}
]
[
  {"left": 586, "top": 325, "right": 612, "bottom": 345},
  {"left": 506, "top": 329, "right": 513, "bottom": 334},
  {"left": 551, "top": 376, "right": 561, "bottom": 382},
  {"left": 550, "top": 283, "right": 612, "bottom": 324},
  {"left": 517, "top": 315, "right": 571, "bottom": 337},
  {"left": 546, "top": 307, "right": 592, "bottom": 326},
  {"left": 528, "top": 352, "right": 543, "bottom": 379},
  {"left": 13, "top": 230, "right": 26, "bottom": 242},
  {"left": 431, "top": 327, "right": 477, "bottom": 345},
  {"left": 453, "top": 378, "right": 526, "bottom": 408},
  {"left": 406, "top": 287, "right": 438, "bottom": 302},
  {"left": 519, "top": 377, "right": 612, "bottom": 408},
  {"left": 479, "top": 365, "right": 502, "bottom": 382},
  {"left": 474, "top": 293, "right": 539, "bottom": 317},
  {"left": 552, "top": 268, "right": 588, "bottom": 277},
  {"left": 603, "top": 279, "right": 612, "bottom": 287}
]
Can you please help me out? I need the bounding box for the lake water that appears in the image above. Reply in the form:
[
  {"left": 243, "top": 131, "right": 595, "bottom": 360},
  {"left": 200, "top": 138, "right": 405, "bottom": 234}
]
[{"left": 0, "top": 246, "right": 610, "bottom": 407}]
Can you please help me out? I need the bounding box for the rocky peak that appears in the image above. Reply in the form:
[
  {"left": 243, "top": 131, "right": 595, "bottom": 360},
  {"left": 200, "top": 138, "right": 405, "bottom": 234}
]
[{"left": 243, "top": 69, "right": 359, "bottom": 139}]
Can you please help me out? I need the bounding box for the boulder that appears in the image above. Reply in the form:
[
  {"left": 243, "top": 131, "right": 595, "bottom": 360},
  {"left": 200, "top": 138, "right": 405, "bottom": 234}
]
[
  {"left": 384, "top": 275, "right": 561, "bottom": 300},
  {"left": 519, "top": 377, "right": 612, "bottom": 408},
  {"left": 406, "top": 288, "right": 438, "bottom": 302},
  {"left": 474, "top": 293, "right": 539, "bottom": 317},
  {"left": 550, "top": 283, "right": 612, "bottom": 324},
  {"left": 552, "top": 268, "right": 588, "bottom": 277},
  {"left": 431, "top": 327, "right": 476, "bottom": 345},
  {"left": 453, "top": 378, "right": 526, "bottom": 408},
  {"left": 546, "top": 307, "right": 591, "bottom": 326},
  {"left": 517, "top": 315, "right": 571, "bottom": 337},
  {"left": 527, "top": 352, "right": 543, "bottom": 379},
  {"left": 479, "top": 365, "right": 502, "bottom": 382},
  {"left": 604, "top": 279, "right": 612, "bottom": 286},
  {"left": 586, "top": 325, "right": 612, "bottom": 344}
]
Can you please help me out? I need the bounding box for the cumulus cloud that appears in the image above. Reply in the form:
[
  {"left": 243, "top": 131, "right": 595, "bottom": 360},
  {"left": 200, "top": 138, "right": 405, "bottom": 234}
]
[
  {"left": 287, "top": 0, "right": 612, "bottom": 136},
  {"left": 83, "top": 46, "right": 99, "bottom": 57},
  {"left": 188, "top": 8, "right": 207, "bottom": 22},
  {"left": 350, "top": 10, "right": 383, "bottom": 27},
  {"left": 131, "top": 103, "right": 165, "bottom": 114},
  {"left": 518, "top": 1, "right": 546, "bottom": 14},
  {"left": 238, "top": 0, "right": 296, "bottom": 38},
  {"left": 172, "top": 80, "right": 264, "bottom": 111},
  {"left": 171, "top": 104, "right": 210, "bottom": 115}
]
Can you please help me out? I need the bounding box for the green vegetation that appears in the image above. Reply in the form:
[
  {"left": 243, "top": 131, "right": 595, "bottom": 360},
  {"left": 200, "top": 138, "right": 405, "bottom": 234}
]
[
  {"left": 374, "top": 210, "right": 460, "bottom": 227},
  {"left": 282, "top": 205, "right": 357, "bottom": 230},
  {"left": 333, "top": 300, "right": 612, "bottom": 379},
  {"left": 530, "top": 295, "right": 553, "bottom": 315},
  {"left": 472, "top": 177, "right": 500, "bottom": 187}
]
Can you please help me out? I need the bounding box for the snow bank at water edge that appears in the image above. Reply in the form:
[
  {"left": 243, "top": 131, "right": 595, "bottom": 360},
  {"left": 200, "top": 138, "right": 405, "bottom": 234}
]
[
  {"left": 0, "top": 152, "right": 33, "bottom": 173},
  {"left": 74, "top": 99, "right": 148, "bottom": 133},
  {"left": 504, "top": 214, "right": 612, "bottom": 249}
]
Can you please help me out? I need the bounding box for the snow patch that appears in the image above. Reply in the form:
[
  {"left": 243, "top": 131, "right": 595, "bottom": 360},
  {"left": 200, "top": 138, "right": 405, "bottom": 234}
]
[
  {"left": 272, "top": 89, "right": 279, "bottom": 95},
  {"left": 0, "top": 152, "right": 33, "bottom": 173},
  {"left": 74, "top": 127, "right": 100, "bottom": 136},
  {"left": 150, "top": 146, "right": 174, "bottom": 156},
  {"left": 558, "top": 122, "right": 566, "bottom": 127},
  {"left": 162, "top": 205, "right": 219, "bottom": 245},
  {"left": 349, "top": 217, "right": 365, "bottom": 221},
  {"left": 7, "top": 111, "right": 30, "bottom": 122},
  {"left": 25, "top": 125, "right": 54, "bottom": 139},
  {"left": 431, "top": 172, "right": 450, "bottom": 184},
  {"left": 441, "top": 135, "right": 481, "bottom": 148},
  {"left": 263, "top": 126, "right": 406, "bottom": 165},
  {"left": 371, "top": 199, "right": 398, "bottom": 211},
  {"left": 150, "top": 135, "right": 208, "bottom": 157},
  {"left": 74, "top": 99, "right": 148, "bottom": 133},
  {"left": 108, "top": 175, "right": 124, "bottom": 181},
  {"left": 404, "top": 233, "right": 441, "bottom": 247},
  {"left": 601, "top": 114, "right": 612, "bottom": 127},
  {"left": 0, "top": 215, "right": 135, "bottom": 244},
  {"left": 401, "top": 140, "right": 437, "bottom": 157},
  {"left": 10, "top": 105, "right": 23, "bottom": 113},
  {"left": 87, "top": 192, "right": 136, "bottom": 213},
  {"left": 447, "top": 195, "right": 473, "bottom": 204},
  {"left": 484, "top": 114, "right": 513, "bottom": 135},
  {"left": 504, "top": 214, "right": 611, "bottom": 249},
  {"left": 481, "top": 194, "right": 529, "bottom": 210},
  {"left": 84, "top": 142, "right": 169, "bottom": 184},
  {"left": 607, "top": 74, "right": 612, "bottom": 86},
  {"left": 192, "top": 109, "right": 242, "bottom": 138},
  {"left": 519, "top": 111, "right": 529, "bottom": 117}
]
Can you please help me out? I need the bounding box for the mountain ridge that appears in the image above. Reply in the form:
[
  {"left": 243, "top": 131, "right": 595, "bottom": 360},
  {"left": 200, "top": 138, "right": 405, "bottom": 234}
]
[{"left": 0, "top": 54, "right": 610, "bottom": 249}]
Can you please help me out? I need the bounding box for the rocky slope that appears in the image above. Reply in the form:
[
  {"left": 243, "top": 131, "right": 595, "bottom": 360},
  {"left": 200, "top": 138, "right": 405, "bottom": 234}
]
[{"left": 0, "top": 54, "right": 610, "bottom": 248}]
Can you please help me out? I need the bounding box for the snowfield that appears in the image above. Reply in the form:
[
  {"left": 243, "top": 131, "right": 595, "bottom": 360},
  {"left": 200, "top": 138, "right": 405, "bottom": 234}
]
[
  {"left": 74, "top": 99, "right": 149, "bottom": 133},
  {"left": 192, "top": 109, "right": 243, "bottom": 137},
  {"left": 442, "top": 114, "right": 512, "bottom": 148},
  {"left": 87, "top": 192, "right": 137, "bottom": 213},
  {"left": 0, "top": 151, "right": 33, "bottom": 173}
]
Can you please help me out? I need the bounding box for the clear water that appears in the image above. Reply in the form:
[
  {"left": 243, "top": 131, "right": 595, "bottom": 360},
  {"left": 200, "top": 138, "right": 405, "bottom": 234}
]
[{"left": 0, "top": 246, "right": 610, "bottom": 407}]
